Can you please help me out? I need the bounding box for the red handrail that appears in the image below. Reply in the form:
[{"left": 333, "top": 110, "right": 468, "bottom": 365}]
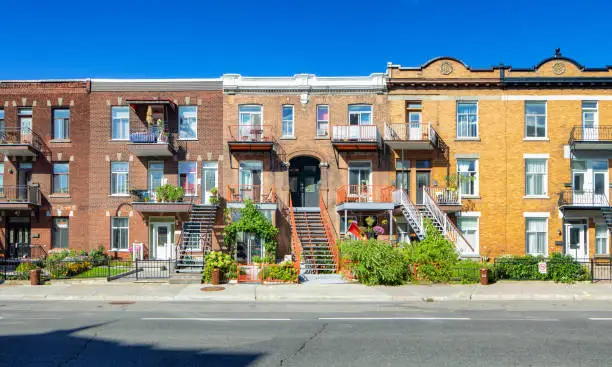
[
  {"left": 319, "top": 195, "right": 339, "bottom": 272},
  {"left": 288, "top": 196, "right": 301, "bottom": 274}
]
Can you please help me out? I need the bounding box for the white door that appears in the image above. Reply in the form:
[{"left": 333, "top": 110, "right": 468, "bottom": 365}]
[
  {"left": 565, "top": 223, "right": 587, "bottom": 260},
  {"left": 572, "top": 161, "right": 609, "bottom": 206},
  {"left": 408, "top": 111, "right": 422, "bottom": 140},
  {"left": 151, "top": 223, "right": 172, "bottom": 260},
  {"left": 582, "top": 101, "right": 598, "bottom": 140},
  {"left": 202, "top": 162, "right": 218, "bottom": 204}
]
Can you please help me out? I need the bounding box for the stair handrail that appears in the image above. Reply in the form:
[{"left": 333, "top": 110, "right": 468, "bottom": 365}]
[
  {"left": 422, "top": 187, "right": 475, "bottom": 255},
  {"left": 393, "top": 188, "right": 424, "bottom": 233},
  {"left": 175, "top": 192, "right": 199, "bottom": 262},
  {"left": 319, "top": 195, "right": 339, "bottom": 272},
  {"left": 288, "top": 196, "right": 302, "bottom": 275}
]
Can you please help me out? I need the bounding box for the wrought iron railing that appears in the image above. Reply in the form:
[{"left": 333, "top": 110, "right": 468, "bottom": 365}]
[
  {"left": 558, "top": 189, "right": 609, "bottom": 207},
  {"left": 0, "top": 185, "right": 41, "bottom": 205},
  {"left": 129, "top": 127, "right": 172, "bottom": 145},
  {"left": 569, "top": 125, "right": 612, "bottom": 144},
  {"left": 288, "top": 196, "right": 301, "bottom": 275},
  {"left": 331, "top": 125, "right": 381, "bottom": 143},
  {"left": 319, "top": 195, "right": 339, "bottom": 273},
  {"left": 226, "top": 184, "right": 276, "bottom": 203},
  {"left": 336, "top": 185, "right": 394, "bottom": 204},
  {"left": 0, "top": 127, "right": 44, "bottom": 153},
  {"left": 425, "top": 187, "right": 461, "bottom": 206}
]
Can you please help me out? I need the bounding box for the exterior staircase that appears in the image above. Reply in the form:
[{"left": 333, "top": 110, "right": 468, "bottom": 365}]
[
  {"left": 393, "top": 188, "right": 476, "bottom": 257},
  {"left": 175, "top": 204, "right": 217, "bottom": 273},
  {"left": 292, "top": 209, "right": 337, "bottom": 274}
]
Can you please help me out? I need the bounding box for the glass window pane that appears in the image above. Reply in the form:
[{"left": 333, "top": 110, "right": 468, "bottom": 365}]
[
  {"left": 179, "top": 106, "right": 197, "bottom": 139},
  {"left": 53, "top": 109, "right": 70, "bottom": 119},
  {"left": 53, "top": 163, "right": 69, "bottom": 174},
  {"left": 348, "top": 105, "right": 372, "bottom": 113},
  {"left": 317, "top": 106, "right": 329, "bottom": 121}
]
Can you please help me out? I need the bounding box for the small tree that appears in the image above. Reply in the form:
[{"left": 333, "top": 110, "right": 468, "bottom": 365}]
[{"left": 404, "top": 220, "right": 459, "bottom": 282}]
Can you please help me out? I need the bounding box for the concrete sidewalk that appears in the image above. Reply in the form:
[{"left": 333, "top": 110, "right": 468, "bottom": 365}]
[{"left": 0, "top": 281, "right": 611, "bottom": 302}]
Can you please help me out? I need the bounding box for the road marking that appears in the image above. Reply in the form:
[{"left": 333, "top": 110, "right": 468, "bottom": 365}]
[
  {"left": 588, "top": 318, "right": 612, "bottom": 321},
  {"left": 142, "top": 317, "right": 292, "bottom": 321},
  {"left": 477, "top": 318, "right": 559, "bottom": 322},
  {"left": 318, "top": 317, "right": 471, "bottom": 321}
]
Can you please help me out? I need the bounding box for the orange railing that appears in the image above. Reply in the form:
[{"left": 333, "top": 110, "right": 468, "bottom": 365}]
[
  {"left": 288, "top": 196, "right": 301, "bottom": 274},
  {"left": 226, "top": 184, "right": 276, "bottom": 203},
  {"left": 228, "top": 124, "right": 274, "bottom": 142},
  {"left": 319, "top": 195, "right": 339, "bottom": 272},
  {"left": 336, "top": 185, "right": 394, "bottom": 204}
]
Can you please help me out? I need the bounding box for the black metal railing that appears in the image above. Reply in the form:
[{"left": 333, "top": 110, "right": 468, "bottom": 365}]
[
  {"left": 0, "top": 185, "right": 42, "bottom": 205},
  {"left": 591, "top": 257, "right": 612, "bottom": 282},
  {"left": 569, "top": 125, "right": 612, "bottom": 144},
  {"left": 558, "top": 189, "right": 609, "bottom": 207},
  {"left": 129, "top": 127, "right": 172, "bottom": 145},
  {"left": 0, "top": 127, "right": 44, "bottom": 152}
]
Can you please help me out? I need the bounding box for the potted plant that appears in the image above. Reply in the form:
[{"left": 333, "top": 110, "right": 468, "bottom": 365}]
[
  {"left": 362, "top": 216, "right": 378, "bottom": 239},
  {"left": 209, "top": 187, "right": 219, "bottom": 205}
]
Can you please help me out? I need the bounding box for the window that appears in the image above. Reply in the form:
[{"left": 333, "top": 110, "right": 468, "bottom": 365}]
[
  {"left": 179, "top": 162, "right": 197, "bottom": 196},
  {"left": 317, "top": 105, "right": 329, "bottom": 136},
  {"left": 456, "top": 101, "right": 478, "bottom": 138},
  {"left": 18, "top": 108, "right": 32, "bottom": 135},
  {"left": 525, "top": 159, "right": 547, "bottom": 196},
  {"left": 416, "top": 160, "right": 431, "bottom": 169},
  {"left": 52, "top": 163, "right": 69, "bottom": 194},
  {"left": 239, "top": 105, "right": 262, "bottom": 126},
  {"left": 0, "top": 109, "right": 4, "bottom": 134},
  {"left": 111, "top": 217, "right": 129, "bottom": 250},
  {"left": 348, "top": 161, "right": 371, "bottom": 186},
  {"left": 596, "top": 225, "right": 609, "bottom": 255},
  {"left": 526, "top": 218, "right": 547, "bottom": 255},
  {"left": 111, "top": 162, "right": 129, "bottom": 195},
  {"left": 282, "top": 105, "right": 294, "bottom": 137},
  {"left": 111, "top": 106, "right": 129, "bottom": 140},
  {"left": 525, "top": 101, "right": 546, "bottom": 138},
  {"left": 52, "top": 218, "right": 69, "bottom": 249},
  {"left": 0, "top": 163, "right": 3, "bottom": 195},
  {"left": 457, "top": 159, "right": 478, "bottom": 197},
  {"left": 179, "top": 106, "right": 197, "bottom": 139},
  {"left": 458, "top": 216, "right": 479, "bottom": 254},
  {"left": 348, "top": 105, "right": 372, "bottom": 125},
  {"left": 53, "top": 109, "right": 70, "bottom": 139}
]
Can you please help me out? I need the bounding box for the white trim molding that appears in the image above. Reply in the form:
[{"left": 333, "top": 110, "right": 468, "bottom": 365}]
[
  {"left": 222, "top": 73, "right": 386, "bottom": 94},
  {"left": 523, "top": 153, "right": 550, "bottom": 159},
  {"left": 456, "top": 211, "right": 481, "bottom": 217},
  {"left": 523, "top": 212, "right": 551, "bottom": 218}
]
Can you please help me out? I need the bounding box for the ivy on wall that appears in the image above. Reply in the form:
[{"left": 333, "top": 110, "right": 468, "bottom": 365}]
[{"left": 223, "top": 201, "right": 279, "bottom": 262}]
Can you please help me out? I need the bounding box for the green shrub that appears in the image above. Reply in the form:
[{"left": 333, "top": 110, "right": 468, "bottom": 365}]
[
  {"left": 49, "top": 261, "right": 92, "bottom": 279},
  {"left": 494, "top": 253, "right": 589, "bottom": 283},
  {"left": 88, "top": 246, "right": 108, "bottom": 264},
  {"left": 261, "top": 261, "right": 298, "bottom": 282},
  {"left": 202, "top": 251, "right": 235, "bottom": 283},
  {"left": 451, "top": 261, "right": 496, "bottom": 284},
  {"left": 15, "top": 262, "right": 40, "bottom": 280},
  {"left": 340, "top": 239, "right": 408, "bottom": 286},
  {"left": 547, "top": 253, "right": 590, "bottom": 283}
]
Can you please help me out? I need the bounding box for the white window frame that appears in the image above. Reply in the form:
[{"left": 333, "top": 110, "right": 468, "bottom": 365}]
[
  {"left": 179, "top": 161, "right": 198, "bottom": 196},
  {"left": 281, "top": 105, "right": 294, "bottom": 137},
  {"left": 456, "top": 101, "right": 478, "bottom": 139},
  {"left": 348, "top": 105, "right": 373, "bottom": 125},
  {"left": 596, "top": 224, "right": 609, "bottom": 255},
  {"left": 110, "top": 162, "right": 129, "bottom": 196},
  {"left": 52, "top": 163, "right": 70, "bottom": 194},
  {"left": 347, "top": 161, "right": 372, "bottom": 186},
  {"left": 524, "top": 158, "right": 548, "bottom": 198},
  {"left": 457, "top": 159, "right": 479, "bottom": 198},
  {"left": 52, "top": 108, "right": 70, "bottom": 140},
  {"left": 111, "top": 217, "right": 129, "bottom": 251},
  {"left": 457, "top": 212, "right": 480, "bottom": 255},
  {"left": 524, "top": 101, "right": 547, "bottom": 140},
  {"left": 316, "top": 105, "right": 329, "bottom": 137},
  {"left": 524, "top": 214, "right": 549, "bottom": 256},
  {"left": 111, "top": 106, "right": 129, "bottom": 141},
  {"left": 0, "top": 162, "right": 4, "bottom": 196},
  {"left": 178, "top": 105, "right": 198, "bottom": 140}
]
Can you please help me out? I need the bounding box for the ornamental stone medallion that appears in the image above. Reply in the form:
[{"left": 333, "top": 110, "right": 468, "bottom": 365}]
[
  {"left": 552, "top": 61, "right": 566, "bottom": 75},
  {"left": 440, "top": 61, "right": 454, "bottom": 75}
]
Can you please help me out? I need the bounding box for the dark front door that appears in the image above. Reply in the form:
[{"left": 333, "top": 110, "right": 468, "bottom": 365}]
[
  {"left": 396, "top": 171, "right": 410, "bottom": 194},
  {"left": 289, "top": 157, "right": 321, "bottom": 207},
  {"left": 6, "top": 217, "right": 31, "bottom": 258},
  {"left": 416, "top": 171, "right": 430, "bottom": 205},
  {"left": 17, "top": 163, "right": 33, "bottom": 201}
]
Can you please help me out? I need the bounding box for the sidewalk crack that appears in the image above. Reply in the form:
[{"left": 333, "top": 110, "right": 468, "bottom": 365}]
[{"left": 279, "top": 323, "right": 327, "bottom": 366}]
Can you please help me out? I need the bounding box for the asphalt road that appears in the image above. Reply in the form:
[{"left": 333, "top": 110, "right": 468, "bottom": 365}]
[{"left": 1, "top": 300, "right": 612, "bottom": 366}]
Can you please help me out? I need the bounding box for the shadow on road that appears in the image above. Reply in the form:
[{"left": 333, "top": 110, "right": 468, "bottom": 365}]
[{"left": 0, "top": 323, "right": 262, "bottom": 366}]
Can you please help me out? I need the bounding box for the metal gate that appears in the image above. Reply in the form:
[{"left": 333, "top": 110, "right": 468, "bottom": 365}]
[{"left": 591, "top": 258, "right": 612, "bottom": 282}]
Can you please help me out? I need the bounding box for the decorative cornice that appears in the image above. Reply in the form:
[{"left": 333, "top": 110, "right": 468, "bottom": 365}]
[{"left": 222, "top": 73, "right": 386, "bottom": 94}]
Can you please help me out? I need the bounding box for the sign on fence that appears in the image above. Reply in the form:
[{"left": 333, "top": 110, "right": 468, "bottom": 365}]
[{"left": 538, "top": 261, "right": 547, "bottom": 274}]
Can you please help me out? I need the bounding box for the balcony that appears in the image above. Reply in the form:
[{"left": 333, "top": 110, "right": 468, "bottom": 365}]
[
  {"left": 0, "top": 185, "right": 41, "bottom": 210},
  {"left": 127, "top": 128, "right": 174, "bottom": 157},
  {"left": 384, "top": 122, "right": 448, "bottom": 153},
  {"left": 336, "top": 185, "right": 394, "bottom": 211},
  {"left": 558, "top": 189, "right": 609, "bottom": 209},
  {"left": 569, "top": 126, "right": 612, "bottom": 151},
  {"left": 0, "top": 128, "right": 44, "bottom": 157},
  {"left": 130, "top": 189, "right": 194, "bottom": 213},
  {"left": 424, "top": 187, "right": 462, "bottom": 212},
  {"left": 331, "top": 125, "right": 381, "bottom": 151},
  {"left": 226, "top": 184, "right": 276, "bottom": 205},
  {"left": 227, "top": 124, "right": 275, "bottom": 152}
]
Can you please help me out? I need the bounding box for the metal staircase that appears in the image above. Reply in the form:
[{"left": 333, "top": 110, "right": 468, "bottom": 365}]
[
  {"left": 393, "top": 188, "right": 476, "bottom": 257},
  {"left": 292, "top": 209, "right": 337, "bottom": 274},
  {"left": 175, "top": 204, "right": 217, "bottom": 273}
]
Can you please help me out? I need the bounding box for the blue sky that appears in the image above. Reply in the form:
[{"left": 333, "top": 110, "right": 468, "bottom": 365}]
[{"left": 2, "top": 0, "right": 612, "bottom": 79}]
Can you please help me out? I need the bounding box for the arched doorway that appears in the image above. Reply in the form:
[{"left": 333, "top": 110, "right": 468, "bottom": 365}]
[{"left": 289, "top": 156, "right": 321, "bottom": 207}]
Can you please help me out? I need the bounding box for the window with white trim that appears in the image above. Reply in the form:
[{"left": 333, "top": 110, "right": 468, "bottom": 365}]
[
  {"left": 53, "top": 109, "right": 70, "bottom": 140},
  {"left": 348, "top": 105, "right": 372, "bottom": 125},
  {"left": 282, "top": 105, "right": 294, "bottom": 137},
  {"left": 458, "top": 216, "right": 479, "bottom": 254},
  {"left": 317, "top": 105, "right": 329, "bottom": 136},
  {"left": 0, "top": 109, "right": 5, "bottom": 135},
  {"left": 525, "top": 101, "right": 546, "bottom": 138},
  {"left": 111, "top": 106, "right": 129, "bottom": 140},
  {"left": 111, "top": 162, "right": 129, "bottom": 195},
  {"left": 179, "top": 162, "right": 197, "bottom": 196},
  {"left": 526, "top": 218, "right": 547, "bottom": 255},
  {"left": 179, "top": 106, "right": 197, "bottom": 139},
  {"left": 52, "top": 218, "right": 69, "bottom": 249},
  {"left": 596, "top": 225, "right": 609, "bottom": 255},
  {"left": 456, "top": 101, "right": 478, "bottom": 138},
  {"left": 525, "top": 158, "right": 547, "bottom": 196},
  {"left": 53, "top": 163, "right": 69, "bottom": 194},
  {"left": 457, "top": 159, "right": 478, "bottom": 197},
  {"left": 111, "top": 217, "right": 129, "bottom": 250}
]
